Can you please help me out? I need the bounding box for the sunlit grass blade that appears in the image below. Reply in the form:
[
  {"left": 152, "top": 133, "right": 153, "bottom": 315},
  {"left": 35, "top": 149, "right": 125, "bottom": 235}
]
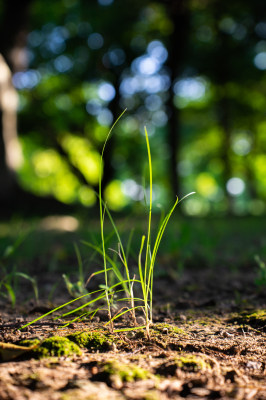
[
  {"left": 144, "top": 126, "right": 152, "bottom": 287},
  {"left": 82, "top": 241, "right": 127, "bottom": 291},
  {"left": 19, "top": 289, "right": 104, "bottom": 330},
  {"left": 14, "top": 272, "right": 39, "bottom": 304},
  {"left": 138, "top": 235, "right": 146, "bottom": 298},
  {"left": 74, "top": 242, "right": 84, "bottom": 287},
  {"left": 105, "top": 305, "right": 143, "bottom": 325},
  {"left": 3, "top": 283, "right": 16, "bottom": 308},
  {"left": 85, "top": 267, "right": 113, "bottom": 287},
  {"left": 99, "top": 109, "right": 127, "bottom": 329},
  {"left": 102, "top": 203, "right": 129, "bottom": 277},
  {"left": 96, "top": 193, "right": 135, "bottom": 307},
  {"left": 147, "top": 192, "right": 196, "bottom": 321},
  {"left": 58, "top": 292, "right": 106, "bottom": 318},
  {"left": 116, "top": 297, "right": 145, "bottom": 303},
  {"left": 114, "top": 325, "right": 146, "bottom": 333},
  {"left": 126, "top": 228, "right": 135, "bottom": 262}
]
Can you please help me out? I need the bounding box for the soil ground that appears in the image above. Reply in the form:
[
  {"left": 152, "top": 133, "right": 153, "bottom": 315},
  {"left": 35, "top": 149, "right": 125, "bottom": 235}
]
[{"left": 0, "top": 216, "right": 265, "bottom": 399}]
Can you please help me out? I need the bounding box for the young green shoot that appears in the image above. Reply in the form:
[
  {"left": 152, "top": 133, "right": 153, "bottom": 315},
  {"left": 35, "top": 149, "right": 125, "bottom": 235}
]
[
  {"left": 99, "top": 109, "right": 127, "bottom": 331},
  {"left": 136, "top": 127, "right": 195, "bottom": 338},
  {"left": 19, "top": 114, "right": 195, "bottom": 338}
]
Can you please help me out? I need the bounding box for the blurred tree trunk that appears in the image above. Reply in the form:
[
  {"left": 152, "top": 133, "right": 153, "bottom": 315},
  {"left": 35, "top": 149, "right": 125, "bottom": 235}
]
[
  {"left": 0, "top": 0, "right": 32, "bottom": 72},
  {"left": 0, "top": 0, "right": 74, "bottom": 216},
  {"left": 0, "top": 0, "right": 31, "bottom": 213},
  {"left": 163, "top": 0, "right": 190, "bottom": 199},
  {"left": 0, "top": 55, "right": 22, "bottom": 201}
]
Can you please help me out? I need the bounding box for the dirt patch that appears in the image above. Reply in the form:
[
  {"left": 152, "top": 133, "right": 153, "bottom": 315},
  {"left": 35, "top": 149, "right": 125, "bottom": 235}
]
[
  {"left": 0, "top": 218, "right": 266, "bottom": 399},
  {"left": 0, "top": 307, "right": 265, "bottom": 400}
]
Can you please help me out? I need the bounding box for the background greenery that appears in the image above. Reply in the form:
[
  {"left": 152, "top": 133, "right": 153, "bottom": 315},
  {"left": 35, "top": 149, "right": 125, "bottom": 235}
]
[{"left": 1, "top": 0, "right": 266, "bottom": 216}]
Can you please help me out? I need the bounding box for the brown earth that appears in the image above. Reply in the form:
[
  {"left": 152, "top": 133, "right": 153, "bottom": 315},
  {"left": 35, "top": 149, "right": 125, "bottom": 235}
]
[{"left": 0, "top": 263, "right": 265, "bottom": 400}]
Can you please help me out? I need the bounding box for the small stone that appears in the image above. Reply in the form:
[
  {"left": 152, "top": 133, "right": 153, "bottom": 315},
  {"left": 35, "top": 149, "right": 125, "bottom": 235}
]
[
  {"left": 221, "top": 330, "right": 234, "bottom": 338},
  {"left": 126, "top": 331, "right": 136, "bottom": 339},
  {"left": 136, "top": 316, "right": 145, "bottom": 325},
  {"left": 191, "top": 388, "right": 211, "bottom": 396},
  {"left": 111, "top": 342, "right": 117, "bottom": 352},
  {"left": 246, "top": 361, "right": 262, "bottom": 370},
  {"left": 179, "top": 314, "right": 187, "bottom": 321}
]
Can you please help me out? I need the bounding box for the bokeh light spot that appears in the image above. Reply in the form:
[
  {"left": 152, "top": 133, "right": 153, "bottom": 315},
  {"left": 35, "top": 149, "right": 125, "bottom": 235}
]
[
  {"left": 147, "top": 40, "right": 168, "bottom": 63},
  {"left": 98, "top": 0, "right": 113, "bottom": 5},
  {"left": 98, "top": 82, "right": 116, "bottom": 101},
  {"left": 88, "top": 33, "right": 104, "bottom": 49},
  {"left": 54, "top": 55, "right": 73, "bottom": 72},
  {"left": 254, "top": 52, "right": 266, "bottom": 70},
  {"left": 104, "top": 180, "right": 128, "bottom": 210},
  {"left": 13, "top": 70, "right": 41, "bottom": 90},
  {"left": 226, "top": 177, "right": 245, "bottom": 196},
  {"left": 97, "top": 108, "right": 113, "bottom": 126},
  {"left": 174, "top": 77, "right": 206, "bottom": 100},
  {"left": 196, "top": 173, "right": 218, "bottom": 199}
]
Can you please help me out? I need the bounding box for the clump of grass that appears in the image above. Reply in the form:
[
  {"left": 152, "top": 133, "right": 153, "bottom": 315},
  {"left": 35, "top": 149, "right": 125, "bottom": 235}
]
[
  {"left": 254, "top": 255, "right": 266, "bottom": 288},
  {"left": 96, "top": 124, "right": 194, "bottom": 338},
  {"left": 0, "top": 234, "right": 39, "bottom": 307},
  {"left": 62, "top": 243, "right": 88, "bottom": 298},
  {"left": 20, "top": 112, "right": 194, "bottom": 338}
]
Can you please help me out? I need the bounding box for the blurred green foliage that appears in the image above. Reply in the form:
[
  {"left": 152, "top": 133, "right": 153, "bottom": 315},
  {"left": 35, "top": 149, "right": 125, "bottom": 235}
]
[{"left": 3, "top": 0, "right": 266, "bottom": 215}]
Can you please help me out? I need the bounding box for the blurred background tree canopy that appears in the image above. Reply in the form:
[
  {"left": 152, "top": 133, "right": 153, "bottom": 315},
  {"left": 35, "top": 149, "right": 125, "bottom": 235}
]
[{"left": 0, "top": 0, "right": 266, "bottom": 217}]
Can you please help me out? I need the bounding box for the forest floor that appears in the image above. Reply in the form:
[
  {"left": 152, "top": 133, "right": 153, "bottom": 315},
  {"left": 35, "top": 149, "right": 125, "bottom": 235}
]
[{"left": 0, "top": 216, "right": 265, "bottom": 399}]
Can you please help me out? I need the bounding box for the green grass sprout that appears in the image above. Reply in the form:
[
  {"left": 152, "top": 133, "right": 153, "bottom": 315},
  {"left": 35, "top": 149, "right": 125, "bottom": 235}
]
[{"left": 19, "top": 111, "right": 195, "bottom": 337}]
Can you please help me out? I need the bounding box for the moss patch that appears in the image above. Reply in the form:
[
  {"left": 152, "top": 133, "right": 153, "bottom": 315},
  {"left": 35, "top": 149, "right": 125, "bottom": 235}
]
[
  {"left": 174, "top": 355, "right": 210, "bottom": 372},
  {"left": 20, "top": 337, "right": 81, "bottom": 358},
  {"left": 230, "top": 309, "right": 266, "bottom": 331},
  {"left": 92, "top": 360, "right": 152, "bottom": 388},
  {"left": 19, "top": 339, "right": 41, "bottom": 348},
  {"left": 151, "top": 323, "right": 185, "bottom": 336},
  {"left": 67, "top": 330, "right": 113, "bottom": 351},
  {"left": 156, "top": 354, "right": 210, "bottom": 376}
]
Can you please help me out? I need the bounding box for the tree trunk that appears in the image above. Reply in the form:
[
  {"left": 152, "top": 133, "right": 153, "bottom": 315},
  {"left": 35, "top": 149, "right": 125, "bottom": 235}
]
[
  {"left": 163, "top": 0, "right": 190, "bottom": 199},
  {"left": 0, "top": 55, "right": 22, "bottom": 199},
  {"left": 0, "top": 1, "right": 77, "bottom": 217}
]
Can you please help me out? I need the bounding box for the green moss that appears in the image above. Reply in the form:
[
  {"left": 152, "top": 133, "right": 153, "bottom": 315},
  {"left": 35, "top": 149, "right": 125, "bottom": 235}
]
[
  {"left": 151, "top": 323, "right": 185, "bottom": 335},
  {"left": 244, "top": 309, "right": 266, "bottom": 321},
  {"left": 20, "top": 336, "right": 81, "bottom": 358},
  {"left": 156, "top": 354, "right": 210, "bottom": 376},
  {"left": 174, "top": 355, "right": 210, "bottom": 372},
  {"left": 102, "top": 360, "right": 151, "bottom": 383},
  {"left": 232, "top": 309, "right": 266, "bottom": 331},
  {"left": 19, "top": 339, "right": 41, "bottom": 348},
  {"left": 67, "top": 330, "right": 112, "bottom": 351}
]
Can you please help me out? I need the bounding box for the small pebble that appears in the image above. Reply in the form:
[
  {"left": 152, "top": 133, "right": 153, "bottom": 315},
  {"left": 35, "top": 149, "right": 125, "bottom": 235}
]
[
  {"left": 111, "top": 343, "right": 117, "bottom": 351},
  {"left": 221, "top": 330, "right": 234, "bottom": 338},
  {"left": 136, "top": 316, "right": 145, "bottom": 325},
  {"left": 126, "top": 331, "right": 135, "bottom": 339},
  {"left": 246, "top": 361, "right": 262, "bottom": 370}
]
